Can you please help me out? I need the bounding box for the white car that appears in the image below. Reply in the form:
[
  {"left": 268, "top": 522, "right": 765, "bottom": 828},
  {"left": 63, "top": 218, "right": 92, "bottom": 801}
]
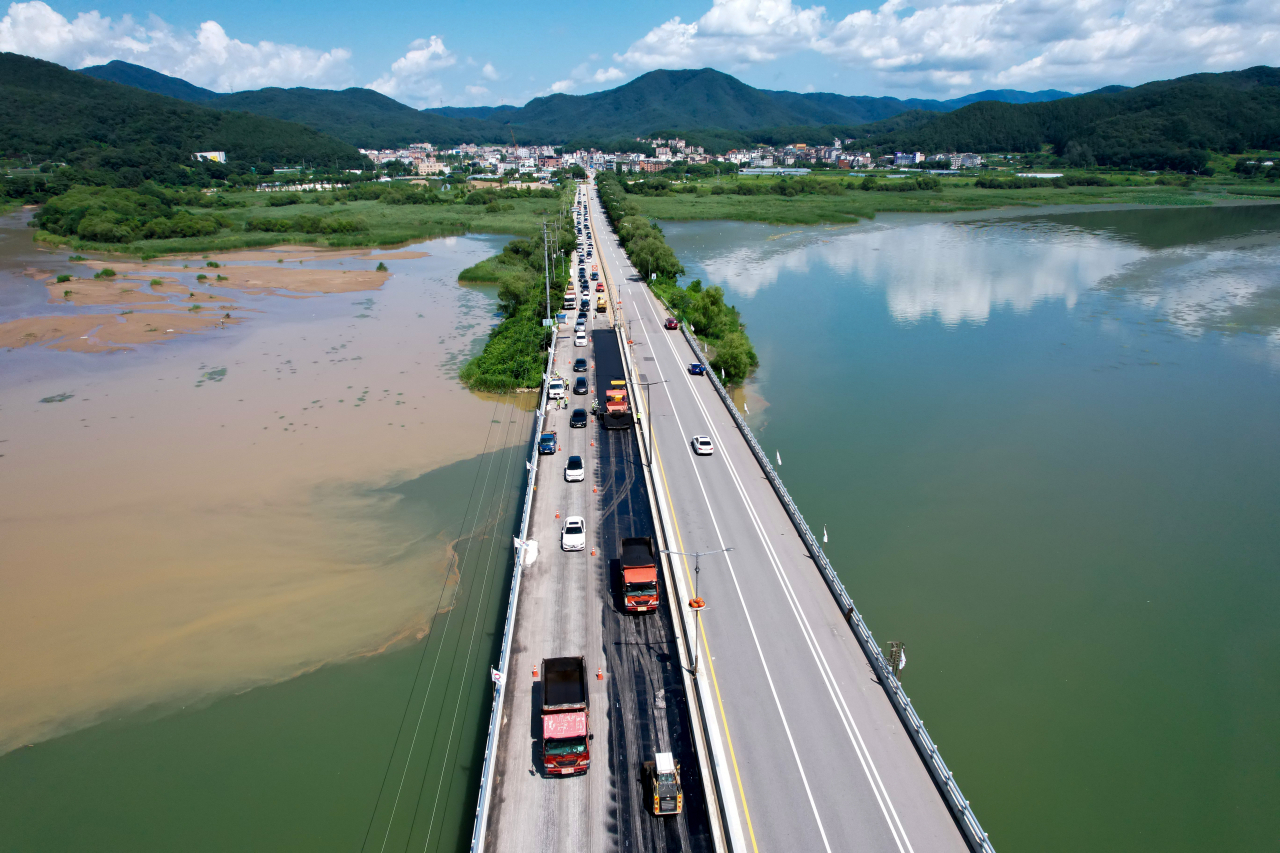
[
  {"left": 691, "top": 435, "right": 714, "bottom": 456},
  {"left": 574, "top": 332, "right": 588, "bottom": 347},
  {"left": 561, "top": 515, "right": 586, "bottom": 551},
  {"left": 548, "top": 379, "right": 566, "bottom": 399},
  {"left": 564, "top": 455, "right": 585, "bottom": 482}
]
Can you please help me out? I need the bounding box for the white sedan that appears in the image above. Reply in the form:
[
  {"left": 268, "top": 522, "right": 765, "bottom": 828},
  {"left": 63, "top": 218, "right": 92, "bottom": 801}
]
[
  {"left": 691, "top": 435, "right": 714, "bottom": 456},
  {"left": 574, "top": 332, "right": 588, "bottom": 347},
  {"left": 561, "top": 516, "right": 586, "bottom": 551}
]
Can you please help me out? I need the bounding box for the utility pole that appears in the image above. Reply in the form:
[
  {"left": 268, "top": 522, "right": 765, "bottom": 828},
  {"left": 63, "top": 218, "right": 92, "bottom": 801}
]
[{"left": 542, "top": 222, "right": 551, "bottom": 326}]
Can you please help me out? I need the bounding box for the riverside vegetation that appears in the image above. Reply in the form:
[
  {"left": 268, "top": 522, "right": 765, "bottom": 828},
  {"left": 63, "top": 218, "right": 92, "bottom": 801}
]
[
  {"left": 26, "top": 181, "right": 565, "bottom": 254},
  {"left": 457, "top": 185, "right": 577, "bottom": 391},
  {"left": 608, "top": 163, "right": 1280, "bottom": 226},
  {"left": 596, "top": 171, "right": 758, "bottom": 383}
]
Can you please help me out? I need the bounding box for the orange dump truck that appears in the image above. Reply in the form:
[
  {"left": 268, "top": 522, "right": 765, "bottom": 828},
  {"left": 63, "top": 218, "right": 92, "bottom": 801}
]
[{"left": 621, "top": 537, "right": 659, "bottom": 613}]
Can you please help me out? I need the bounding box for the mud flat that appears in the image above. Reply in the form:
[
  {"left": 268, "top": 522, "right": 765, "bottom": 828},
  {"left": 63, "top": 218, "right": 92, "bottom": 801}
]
[{"left": 0, "top": 216, "right": 520, "bottom": 754}]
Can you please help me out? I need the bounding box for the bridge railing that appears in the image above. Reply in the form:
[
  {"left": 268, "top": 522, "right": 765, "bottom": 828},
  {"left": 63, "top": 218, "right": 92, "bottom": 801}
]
[
  {"left": 682, "top": 326, "right": 996, "bottom": 853},
  {"left": 469, "top": 331, "right": 559, "bottom": 853}
]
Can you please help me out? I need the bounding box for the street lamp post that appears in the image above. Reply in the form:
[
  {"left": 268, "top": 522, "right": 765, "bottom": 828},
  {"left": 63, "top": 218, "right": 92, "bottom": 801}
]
[
  {"left": 634, "top": 378, "right": 667, "bottom": 462},
  {"left": 661, "top": 547, "right": 733, "bottom": 676}
]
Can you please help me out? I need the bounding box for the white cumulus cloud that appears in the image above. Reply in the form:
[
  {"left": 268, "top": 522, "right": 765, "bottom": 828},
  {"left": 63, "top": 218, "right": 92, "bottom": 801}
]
[
  {"left": 616, "top": 0, "right": 1280, "bottom": 94},
  {"left": 0, "top": 0, "right": 353, "bottom": 91},
  {"left": 593, "top": 66, "right": 625, "bottom": 83},
  {"left": 550, "top": 78, "right": 576, "bottom": 93},
  {"left": 481, "top": 61, "right": 499, "bottom": 80},
  {"left": 368, "top": 36, "right": 456, "bottom": 105},
  {"left": 616, "top": 0, "right": 825, "bottom": 69}
]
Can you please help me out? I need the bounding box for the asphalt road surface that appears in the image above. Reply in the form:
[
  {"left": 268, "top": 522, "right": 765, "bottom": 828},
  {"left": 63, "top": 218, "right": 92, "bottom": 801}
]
[
  {"left": 482, "top": 188, "right": 713, "bottom": 853},
  {"left": 585, "top": 177, "right": 971, "bottom": 853}
]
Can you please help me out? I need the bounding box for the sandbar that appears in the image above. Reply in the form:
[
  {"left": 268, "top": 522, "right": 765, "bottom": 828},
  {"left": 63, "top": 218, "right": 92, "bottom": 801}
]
[{"left": 0, "top": 309, "right": 241, "bottom": 352}]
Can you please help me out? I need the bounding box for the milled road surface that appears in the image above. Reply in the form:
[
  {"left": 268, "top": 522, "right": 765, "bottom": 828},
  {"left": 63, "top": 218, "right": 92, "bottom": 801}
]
[
  {"left": 586, "top": 178, "right": 971, "bottom": 853},
  {"left": 483, "top": 188, "right": 712, "bottom": 853}
]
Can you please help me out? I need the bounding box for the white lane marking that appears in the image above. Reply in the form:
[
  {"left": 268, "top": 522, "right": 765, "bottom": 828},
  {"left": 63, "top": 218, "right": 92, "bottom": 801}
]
[
  {"left": 589, "top": 206, "right": 833, "bottom": 853},
  {"left": 618, "top": 222, "right": 916, "bottom": 852},
  {"left": 662, "top": 356, "right": 916, "bottom": 853},
  {"left": 586, "top": 194, "right": 834, "bottom": 850}
]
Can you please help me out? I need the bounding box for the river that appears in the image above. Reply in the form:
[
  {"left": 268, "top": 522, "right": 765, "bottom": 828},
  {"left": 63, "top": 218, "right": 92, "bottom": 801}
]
[
  {"left": 3, "top": 203, "right": 1275, "bottom": 853},
  {"left": 662, "top": 203, "right": 1280, "bottom": 853},
  {"left": 0, "top": 214, "right": 529, "bottom": 852}
]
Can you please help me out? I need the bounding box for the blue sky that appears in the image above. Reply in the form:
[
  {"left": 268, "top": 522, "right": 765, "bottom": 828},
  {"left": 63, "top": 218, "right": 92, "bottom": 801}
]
[{"left": 2, "top": 0, "right": 1275, "bottom": 108}]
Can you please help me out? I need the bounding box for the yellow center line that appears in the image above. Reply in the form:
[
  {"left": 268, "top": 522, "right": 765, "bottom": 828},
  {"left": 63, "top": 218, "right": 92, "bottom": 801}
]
[{"left": 654, "top": 430, "right": 761, "bottom": 853}]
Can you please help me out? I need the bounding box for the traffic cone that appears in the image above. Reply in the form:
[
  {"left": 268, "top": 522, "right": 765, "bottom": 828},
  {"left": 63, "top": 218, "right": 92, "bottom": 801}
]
[
  {"left": 555, "top": 511, "right": 560, "bottom": 518},
  {"left": 596, "top": 668, "right": 603, "bottom": 681},
  {"left": 590, "top": 548, "right": 595, "bottom": 556},
  {"left": 533, "top": 664, "right": 539, "bottom": 679}
]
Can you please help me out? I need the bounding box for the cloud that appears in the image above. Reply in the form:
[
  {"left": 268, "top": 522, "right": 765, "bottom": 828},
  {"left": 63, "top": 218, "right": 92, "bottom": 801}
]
[
  {"left": 465, "top": 84, "right": 489, "bottom": 96},
  {"left": 368, "top": 36, "right": 456, "bottom": 105},
  {"left": 615, "top": 0, "right": 825, "bottom": 69},
  {"left": 616, "top": 0, "right": 1280, "bottom": 94},
  {"left": 481, "top": 61, "right": 499, "bottom": 80},
  {"left": 550, "top": 78, "right": 576, "bottom": 93},
  {"left": 593, "top": 66, "right": 625, "bottom": 83},
  {"left": 0, "top": 0, "right": 352, "bottom": 91}
]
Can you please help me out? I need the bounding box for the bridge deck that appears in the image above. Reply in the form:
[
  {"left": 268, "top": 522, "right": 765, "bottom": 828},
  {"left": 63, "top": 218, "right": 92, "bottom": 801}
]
[
  {"left": 587, "top": 183, "right": 972, "bottom": 853},
  {"left": 481, "top": 208, "right": 712, "bottom": 852}
]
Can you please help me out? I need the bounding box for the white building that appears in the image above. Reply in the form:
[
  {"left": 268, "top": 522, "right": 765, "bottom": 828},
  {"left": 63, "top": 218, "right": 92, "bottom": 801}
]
[{"left": 194, "top": 151, "right": 226, "bottom": 163}]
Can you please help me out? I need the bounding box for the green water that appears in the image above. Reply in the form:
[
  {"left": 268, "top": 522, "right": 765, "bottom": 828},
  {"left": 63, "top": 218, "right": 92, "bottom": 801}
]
[
  {"left": 663, "top": 205, "right": 1280, "bottom": 853},
  {"left": 0, "top": 419, "right": 531, "bottom": 853}
]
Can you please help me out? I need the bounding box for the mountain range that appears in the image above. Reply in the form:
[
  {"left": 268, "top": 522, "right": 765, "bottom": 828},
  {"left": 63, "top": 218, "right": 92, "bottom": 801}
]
[
  {"left": 78, "top": 61, "right": 1073, "bottom": 149},
  {"left": 0, "top": 52, "right": 366, "bottom": 176},
  {"left": 5, "top": 51, "right": 1276, "bottom": 183}
]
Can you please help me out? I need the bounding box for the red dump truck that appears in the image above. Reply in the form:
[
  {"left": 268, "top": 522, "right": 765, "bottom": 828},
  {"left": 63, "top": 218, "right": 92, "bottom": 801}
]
[
  {"left": 621, "top": 537, "right": 659, "bottom": 613},
  {"left": 541, "top": 656, "right": 590, "bottom": 775}
]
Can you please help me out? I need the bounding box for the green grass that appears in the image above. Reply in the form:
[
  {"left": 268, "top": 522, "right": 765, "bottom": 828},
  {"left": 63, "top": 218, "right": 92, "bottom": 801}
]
[
  {"left": 32, "top": 189, "right": 567, "bottom": 256},
  {"left": 621, "top": 172, "right": 1272, "bottom": 225}
]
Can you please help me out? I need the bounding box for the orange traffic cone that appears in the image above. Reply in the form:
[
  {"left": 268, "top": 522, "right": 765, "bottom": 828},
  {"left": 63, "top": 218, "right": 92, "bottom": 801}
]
[
  {"left": 596, "top": 668, "right": 603, "bottom": 681},
  {"left": 533, "top": 664, "right": 539, "bottom": 678},
  {"left": 555, "top": 511, "right": 560, "bottom": 518}
]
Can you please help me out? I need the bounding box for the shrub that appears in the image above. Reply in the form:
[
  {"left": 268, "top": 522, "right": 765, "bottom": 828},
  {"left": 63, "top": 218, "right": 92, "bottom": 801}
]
[{"left": 56, "top": 274, "right": 71, "bottom": 283}]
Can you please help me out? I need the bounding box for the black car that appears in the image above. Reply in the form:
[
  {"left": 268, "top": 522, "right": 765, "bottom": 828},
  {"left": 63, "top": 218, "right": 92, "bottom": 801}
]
[
  {"left": 573, "top": 357, "right": 588, "bottom": 372},
  {"left": 573, "top": 377, "right": 588, "bottom": 395},
  {"left": 570, "top": 408, "right": 588, "bottom": 428}
]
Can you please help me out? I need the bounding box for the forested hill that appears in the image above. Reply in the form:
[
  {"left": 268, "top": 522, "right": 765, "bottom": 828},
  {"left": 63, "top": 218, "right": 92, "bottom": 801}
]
[
  {"left": 213, "top": 87, "right": 541, "bottom": 148},
  {"left": 428, "top": 69, "right": 1071, "bottom": 137},
  {"left": 75, "top": 60, "right": 1071, "bottom": 148},
  {"left": 1, "top": 53, "right": 367, "bottom": 181},
  {"left": 863, "top": 66, "right": 1280, "bottom": 171},
  {"left": 80, "top": 59, "right": 220, "bottom": 102}
]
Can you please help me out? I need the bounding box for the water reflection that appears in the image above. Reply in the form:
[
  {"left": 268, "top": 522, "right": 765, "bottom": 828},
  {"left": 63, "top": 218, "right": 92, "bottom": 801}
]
[{"left": 667, "top": 206, "right": 1280, "bottom": 344}]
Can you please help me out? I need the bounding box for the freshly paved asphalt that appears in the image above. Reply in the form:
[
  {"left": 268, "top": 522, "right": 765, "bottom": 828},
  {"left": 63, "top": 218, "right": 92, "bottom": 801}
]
[
  {"left": 586, "top": 178, "right": 971, "bottom": 853},
  {"left": 483, "top": 187, "right": 713, "bottom": 853}
]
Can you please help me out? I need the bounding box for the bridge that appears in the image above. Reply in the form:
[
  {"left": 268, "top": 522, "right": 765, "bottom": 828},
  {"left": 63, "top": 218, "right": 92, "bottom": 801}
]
[{"left": 469, "top": 178, "right": 993, "bottom": 853}]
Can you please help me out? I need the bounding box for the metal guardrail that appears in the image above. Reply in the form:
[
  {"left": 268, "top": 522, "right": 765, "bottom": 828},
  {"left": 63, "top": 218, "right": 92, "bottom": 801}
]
[
  {"left": 469, "top": 331, "right": 559, "bottom": 853},
  {"left": 681, "top": 326, "right": 997, "bottom": 853}
]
